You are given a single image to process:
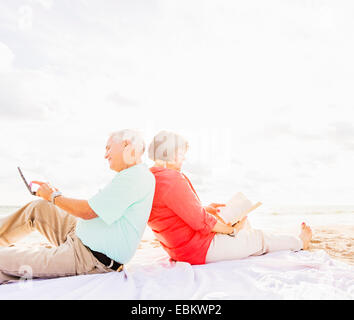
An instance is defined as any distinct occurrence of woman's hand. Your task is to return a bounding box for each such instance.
[211,216,248,236]
[204,203,226,223]
[211,220,234,235]
[204,203,225,215]
[232,216,248,234]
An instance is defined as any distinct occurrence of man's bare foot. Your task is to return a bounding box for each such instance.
[299,222,312,250]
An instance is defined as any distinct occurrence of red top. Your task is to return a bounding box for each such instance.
[148,167,217,265]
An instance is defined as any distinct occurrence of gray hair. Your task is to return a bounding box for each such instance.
[148,130,189,162]
[110,129,146,157]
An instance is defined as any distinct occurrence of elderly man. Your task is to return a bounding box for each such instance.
[0,129,155,284]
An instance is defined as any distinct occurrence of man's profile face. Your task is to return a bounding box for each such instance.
[104,136,127,172]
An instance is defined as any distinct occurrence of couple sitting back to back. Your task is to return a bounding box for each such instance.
[0,129,312,284]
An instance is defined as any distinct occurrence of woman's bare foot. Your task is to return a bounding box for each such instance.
[299,222,312,250]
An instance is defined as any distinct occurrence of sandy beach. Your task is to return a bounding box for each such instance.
[310,225,354,266]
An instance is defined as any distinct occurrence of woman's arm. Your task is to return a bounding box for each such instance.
[163,173,217,235]
[212,216,249,235]
[211,220,234,234]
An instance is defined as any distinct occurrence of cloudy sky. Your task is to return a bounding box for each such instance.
[1,0,354,206]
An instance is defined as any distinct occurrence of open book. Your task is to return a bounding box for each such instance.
[217,192,262,226]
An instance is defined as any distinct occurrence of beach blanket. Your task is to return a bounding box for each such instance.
[0,245,353,300]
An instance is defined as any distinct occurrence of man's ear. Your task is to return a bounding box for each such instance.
[122,140,136,165]
[122,139,130,148]
[124,140,135,156]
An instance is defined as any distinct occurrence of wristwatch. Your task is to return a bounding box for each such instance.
[50,191,62,204]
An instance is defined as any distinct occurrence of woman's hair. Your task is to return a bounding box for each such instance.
[148,130,189,163]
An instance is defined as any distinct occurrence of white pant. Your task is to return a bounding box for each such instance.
[205,224,303,263]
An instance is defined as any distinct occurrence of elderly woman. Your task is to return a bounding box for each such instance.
[147,130,312,265]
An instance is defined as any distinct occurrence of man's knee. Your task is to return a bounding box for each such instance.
[33,199,51,208]
[28,199,53,218]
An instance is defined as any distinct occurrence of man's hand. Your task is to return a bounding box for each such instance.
[32,181,58,202]
[32,181,97,220]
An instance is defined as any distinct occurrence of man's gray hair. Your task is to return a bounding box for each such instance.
[110,129,146,156]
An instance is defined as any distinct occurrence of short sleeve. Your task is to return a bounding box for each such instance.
[88,171,147,226]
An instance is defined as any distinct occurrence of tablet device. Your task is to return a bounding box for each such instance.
[17,166,37,195]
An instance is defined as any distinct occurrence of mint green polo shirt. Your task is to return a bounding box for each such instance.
[75,163,155,264]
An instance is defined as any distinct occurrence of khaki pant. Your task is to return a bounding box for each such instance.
[205,223,303,263]
[0,200,115,285]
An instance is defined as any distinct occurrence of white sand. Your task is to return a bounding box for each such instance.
[310,225,354,266]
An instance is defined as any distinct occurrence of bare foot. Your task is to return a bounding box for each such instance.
[299,222,312,250]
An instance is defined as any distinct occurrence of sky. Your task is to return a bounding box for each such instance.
[1,0,354,206]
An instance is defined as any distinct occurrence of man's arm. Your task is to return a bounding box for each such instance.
[53,196,98,220]
[33,181,98,220]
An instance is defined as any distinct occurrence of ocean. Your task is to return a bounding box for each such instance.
[246,204,354,232]
[1,204,353,229]
[0,206,20,216]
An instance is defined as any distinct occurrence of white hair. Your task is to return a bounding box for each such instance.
[110,129,146,156]
[148,130,189,162]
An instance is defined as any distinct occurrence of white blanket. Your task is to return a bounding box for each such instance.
[0,244,353,300]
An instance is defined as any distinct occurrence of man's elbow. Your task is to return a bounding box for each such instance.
[82,209,98,220]
[78,201,98,220]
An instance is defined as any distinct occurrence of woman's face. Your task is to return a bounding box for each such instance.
[178,149,187,165]
[156,149,186,171]
[171,149,187,171]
